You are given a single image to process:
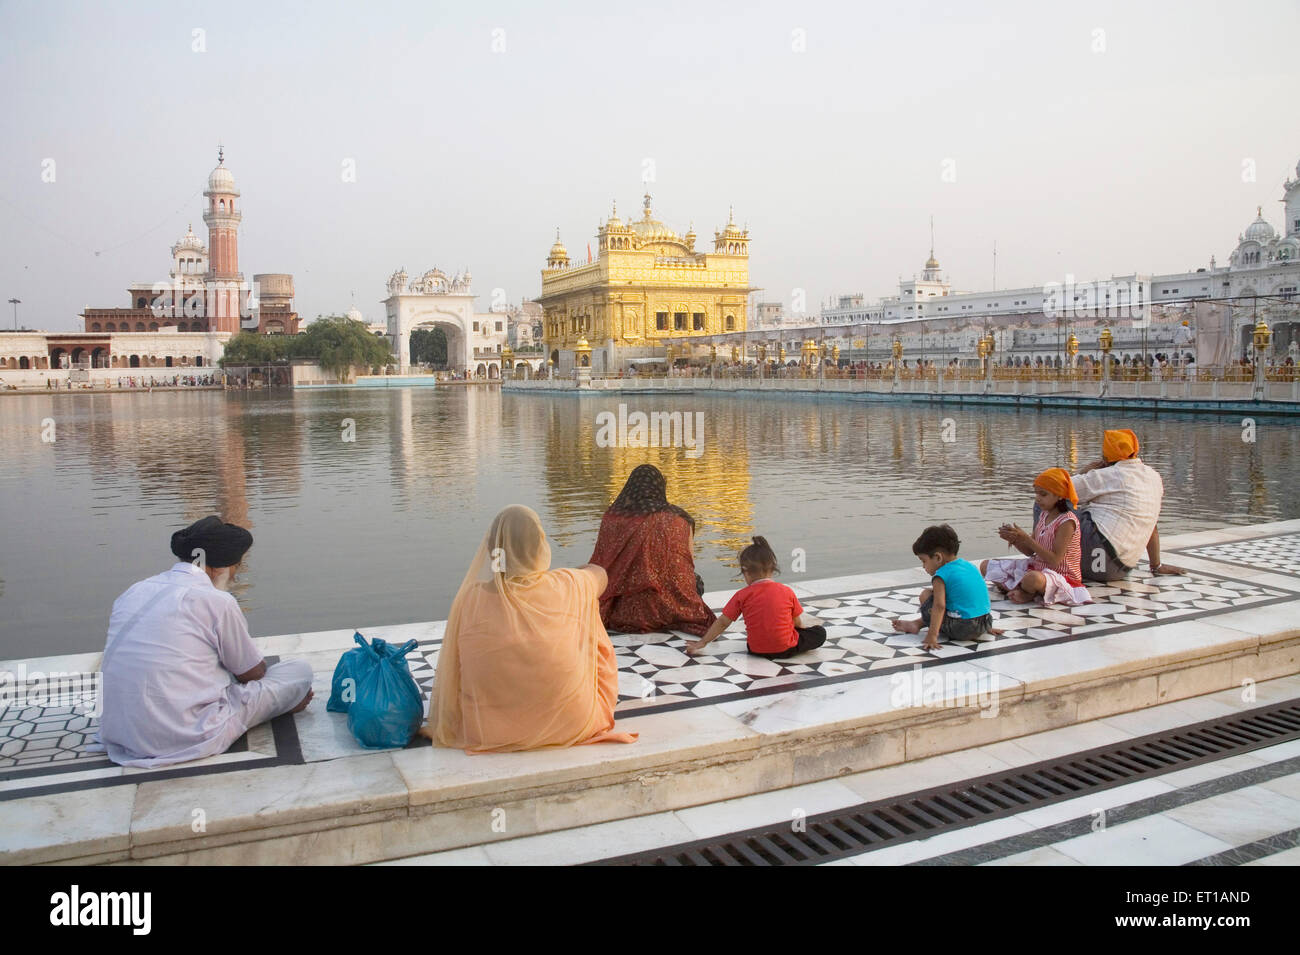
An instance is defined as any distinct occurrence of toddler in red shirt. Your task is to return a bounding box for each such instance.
[685,536,827,658]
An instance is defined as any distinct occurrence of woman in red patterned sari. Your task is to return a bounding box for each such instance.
[589,465,717,636]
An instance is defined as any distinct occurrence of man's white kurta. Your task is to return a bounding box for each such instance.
[99,562,266,767]
[1072,458,1164,568]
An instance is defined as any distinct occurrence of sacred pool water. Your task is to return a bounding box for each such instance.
[1,387,1296,658]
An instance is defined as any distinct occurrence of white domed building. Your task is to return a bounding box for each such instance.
[345,304,390,339]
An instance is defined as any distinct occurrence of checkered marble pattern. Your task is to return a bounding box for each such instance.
[0,676,103,770]
[398,566,1291,718]
[1177,533,1300,581]
[0,555,1291,789]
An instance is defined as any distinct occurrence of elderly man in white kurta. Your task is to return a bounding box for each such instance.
[97,516,314,768]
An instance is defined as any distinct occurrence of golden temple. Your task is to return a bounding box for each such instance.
[539,194,753,374]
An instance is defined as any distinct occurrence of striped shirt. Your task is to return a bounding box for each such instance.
[1031,509,1083,586]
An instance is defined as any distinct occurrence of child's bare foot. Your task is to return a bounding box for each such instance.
[892,618,922,634]
[289,688,314,714]
[1007,587,1034,604]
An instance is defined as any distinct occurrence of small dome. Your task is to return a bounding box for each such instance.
[549,229,568,259]
[172,224,205,255]
[1244,207,1275,243]
[347,305,364,323]
[925,254,940,270]
[720,205,744,238]
[207,162,237,195]
[606,201,623,229]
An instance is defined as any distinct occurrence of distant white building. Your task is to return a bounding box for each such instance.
[750,301,806,330]
[506,301,543,350]
[821,157,1300,359]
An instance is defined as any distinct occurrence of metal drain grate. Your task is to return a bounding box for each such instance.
[590,697,1300,866]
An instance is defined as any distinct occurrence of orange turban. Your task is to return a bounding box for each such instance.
[1102,429,1140,462]
[1035,467,1078,506]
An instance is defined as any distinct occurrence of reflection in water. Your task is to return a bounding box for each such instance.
[1,388,1297,657]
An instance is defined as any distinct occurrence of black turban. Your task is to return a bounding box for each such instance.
[170,515,253,568]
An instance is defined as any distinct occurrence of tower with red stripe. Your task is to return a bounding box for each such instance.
[202,146,244,333]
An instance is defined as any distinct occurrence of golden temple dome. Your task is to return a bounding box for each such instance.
[632,192,681,242]
[549,228,568,258]
[720,205,745,238]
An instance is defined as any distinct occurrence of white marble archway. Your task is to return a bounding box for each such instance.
[385,296,474,373]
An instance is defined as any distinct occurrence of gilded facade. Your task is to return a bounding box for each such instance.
[539,194,752,373]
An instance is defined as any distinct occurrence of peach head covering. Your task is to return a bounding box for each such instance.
[1035,467,1078,506]
[420,504,636,753]
[1103,429,1140,462]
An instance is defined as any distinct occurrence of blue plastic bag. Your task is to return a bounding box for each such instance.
[326,632,387,713]
[346,637,423,749]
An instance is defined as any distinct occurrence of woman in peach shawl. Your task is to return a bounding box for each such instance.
[420,505,637,753]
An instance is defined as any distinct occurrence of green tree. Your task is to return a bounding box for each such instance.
[291,315,393,378]
[409,326,447,367]
[219,332,290,366]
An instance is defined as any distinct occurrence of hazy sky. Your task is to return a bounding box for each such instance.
[1,0,1297,331]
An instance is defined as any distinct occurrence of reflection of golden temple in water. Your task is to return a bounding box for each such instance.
[535,397,755,565]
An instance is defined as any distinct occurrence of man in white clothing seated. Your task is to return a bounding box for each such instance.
[97,516,314,768]
[1057,429,1189,582]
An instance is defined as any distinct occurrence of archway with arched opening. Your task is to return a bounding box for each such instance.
[129,355,140,368]
[385,292,476,374]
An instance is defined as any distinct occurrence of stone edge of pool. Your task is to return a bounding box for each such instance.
[2,519,1298,866]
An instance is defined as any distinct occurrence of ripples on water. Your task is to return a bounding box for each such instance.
[1,388,1295,656]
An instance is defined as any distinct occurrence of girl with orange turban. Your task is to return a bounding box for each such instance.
[981,468,1093,607]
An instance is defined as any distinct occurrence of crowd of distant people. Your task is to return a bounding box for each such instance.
[111,374,217,389]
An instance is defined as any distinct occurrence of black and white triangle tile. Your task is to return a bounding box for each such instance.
[392,564,1292,717]
[1176,532,1300,582]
